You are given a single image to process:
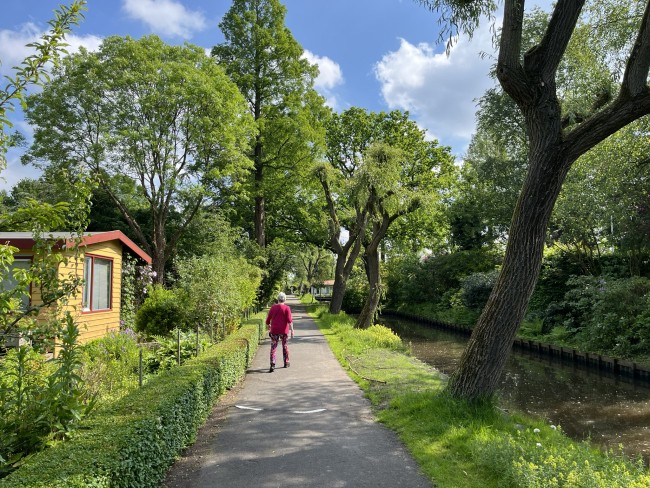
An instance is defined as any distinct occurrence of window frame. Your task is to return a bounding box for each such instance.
[82,253,113,313]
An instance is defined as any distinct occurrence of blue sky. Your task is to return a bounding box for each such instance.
[1,0,507,191]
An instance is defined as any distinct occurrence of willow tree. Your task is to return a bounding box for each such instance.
[416,0,650,399]
[22,35,254,283]
[319,108,453,316]
[353,141,453,329]
[213,0,328,249]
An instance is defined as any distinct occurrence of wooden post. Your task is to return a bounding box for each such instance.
[139,347,143,387]
[177,328,181,366]
[196,323,200,357]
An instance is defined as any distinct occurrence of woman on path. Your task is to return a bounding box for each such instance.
[265,292,294,372]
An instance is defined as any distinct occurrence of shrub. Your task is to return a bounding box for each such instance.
[79,329,143,404]
[461,270,499,311]
[135,285,187,336]
[146,329,212,373]
[0,323,261,487]
[0,315,92,478]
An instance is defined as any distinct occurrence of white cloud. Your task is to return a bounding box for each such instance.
[303,49,344,109]
[374,22,497,156]
[64,33,104,54]
[0,24,102,78]
[122,0,207,39]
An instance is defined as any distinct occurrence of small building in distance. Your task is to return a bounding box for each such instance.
[310,279,335,300]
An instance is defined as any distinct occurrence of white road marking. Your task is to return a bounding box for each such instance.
[235,405,263,411]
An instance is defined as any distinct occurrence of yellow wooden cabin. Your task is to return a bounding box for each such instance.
[0,231,152,344]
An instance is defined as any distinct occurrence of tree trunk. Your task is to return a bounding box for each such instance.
[255,195,265,248]
[329,237,363,314]
[329,258,348,314]
[254,132,266,248]
[447,147,570,400]
[354,245,381,329]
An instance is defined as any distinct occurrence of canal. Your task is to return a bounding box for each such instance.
[382,316,650,461]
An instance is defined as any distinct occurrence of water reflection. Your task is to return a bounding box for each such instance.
[384,317,650,461]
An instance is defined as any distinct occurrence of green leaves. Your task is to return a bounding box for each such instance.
[0,1,86,170]
[23,35,255,282]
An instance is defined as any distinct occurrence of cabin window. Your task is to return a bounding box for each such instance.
[0,258,31,310]
[82,255,112,311]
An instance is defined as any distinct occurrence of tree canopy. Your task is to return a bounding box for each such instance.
[22,35,255,283]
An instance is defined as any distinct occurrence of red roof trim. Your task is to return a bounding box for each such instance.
[77,231,152,264]
[1,231,151,264]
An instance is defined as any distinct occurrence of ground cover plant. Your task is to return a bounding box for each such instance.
[303,297,650,487]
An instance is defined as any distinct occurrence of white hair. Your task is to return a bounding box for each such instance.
[277,292,287,302]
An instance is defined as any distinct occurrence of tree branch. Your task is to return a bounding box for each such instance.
[622,0,650,97]
[496,0,530,104]
[564,90,650,161]
[524,0,585,81]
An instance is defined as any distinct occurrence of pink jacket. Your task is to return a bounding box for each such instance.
[266,303,293,335]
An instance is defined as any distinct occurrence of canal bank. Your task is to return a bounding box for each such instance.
[313,302,650,487]
[383,310,650,381]
[380,314,650,462]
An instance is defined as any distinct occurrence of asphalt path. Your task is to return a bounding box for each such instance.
[162,296,433,487]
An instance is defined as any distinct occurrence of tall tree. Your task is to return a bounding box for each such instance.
[318,108,376,313]
[417,0,650,399]
[354,141,453,328]
[319,108,453,316]
[213,0,328,248]
[22,35,254,283]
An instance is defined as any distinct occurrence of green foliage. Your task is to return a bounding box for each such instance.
[461,270,499,311]
[385,250,499,309]
[341,266,368,313]
[174,252,261,336]
[472,427,650,488]
[120,256,154,331]
[0,315,93,478]
[23,34,255,283]
[565,276,650,358]
[0,1,87,169]
[134,286,187,337]
[311,305,650,488]
[145,329,211,373]
[79,329,142,404]
[213,0,329,248]
[0,324,261,487]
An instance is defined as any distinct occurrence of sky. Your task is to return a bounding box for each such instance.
[0,0,511,191]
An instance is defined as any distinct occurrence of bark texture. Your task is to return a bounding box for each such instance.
[448,0,650,400]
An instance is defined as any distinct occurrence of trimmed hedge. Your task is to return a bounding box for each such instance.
[0,322,262,487]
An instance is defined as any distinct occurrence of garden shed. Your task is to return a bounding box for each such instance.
[0,230,151,344]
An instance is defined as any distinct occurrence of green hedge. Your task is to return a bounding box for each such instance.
[0,322,262,487]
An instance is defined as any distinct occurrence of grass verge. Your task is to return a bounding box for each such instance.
[302,298,650,488]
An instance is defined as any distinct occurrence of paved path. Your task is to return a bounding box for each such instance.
[163,297,433,488]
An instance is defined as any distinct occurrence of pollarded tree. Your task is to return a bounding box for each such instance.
[354,138,454,329]
[22,35,255,283]
[319,108,454,316]
[416,0,650,399]
[213,0,329,248]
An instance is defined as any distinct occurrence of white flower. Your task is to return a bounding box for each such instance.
[533,428,540,433]
[536,442,542,448]
[550,425,557,430]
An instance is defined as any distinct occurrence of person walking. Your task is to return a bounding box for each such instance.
[265,292,294,372]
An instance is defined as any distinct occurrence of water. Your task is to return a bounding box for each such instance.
[384,317,650,461]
